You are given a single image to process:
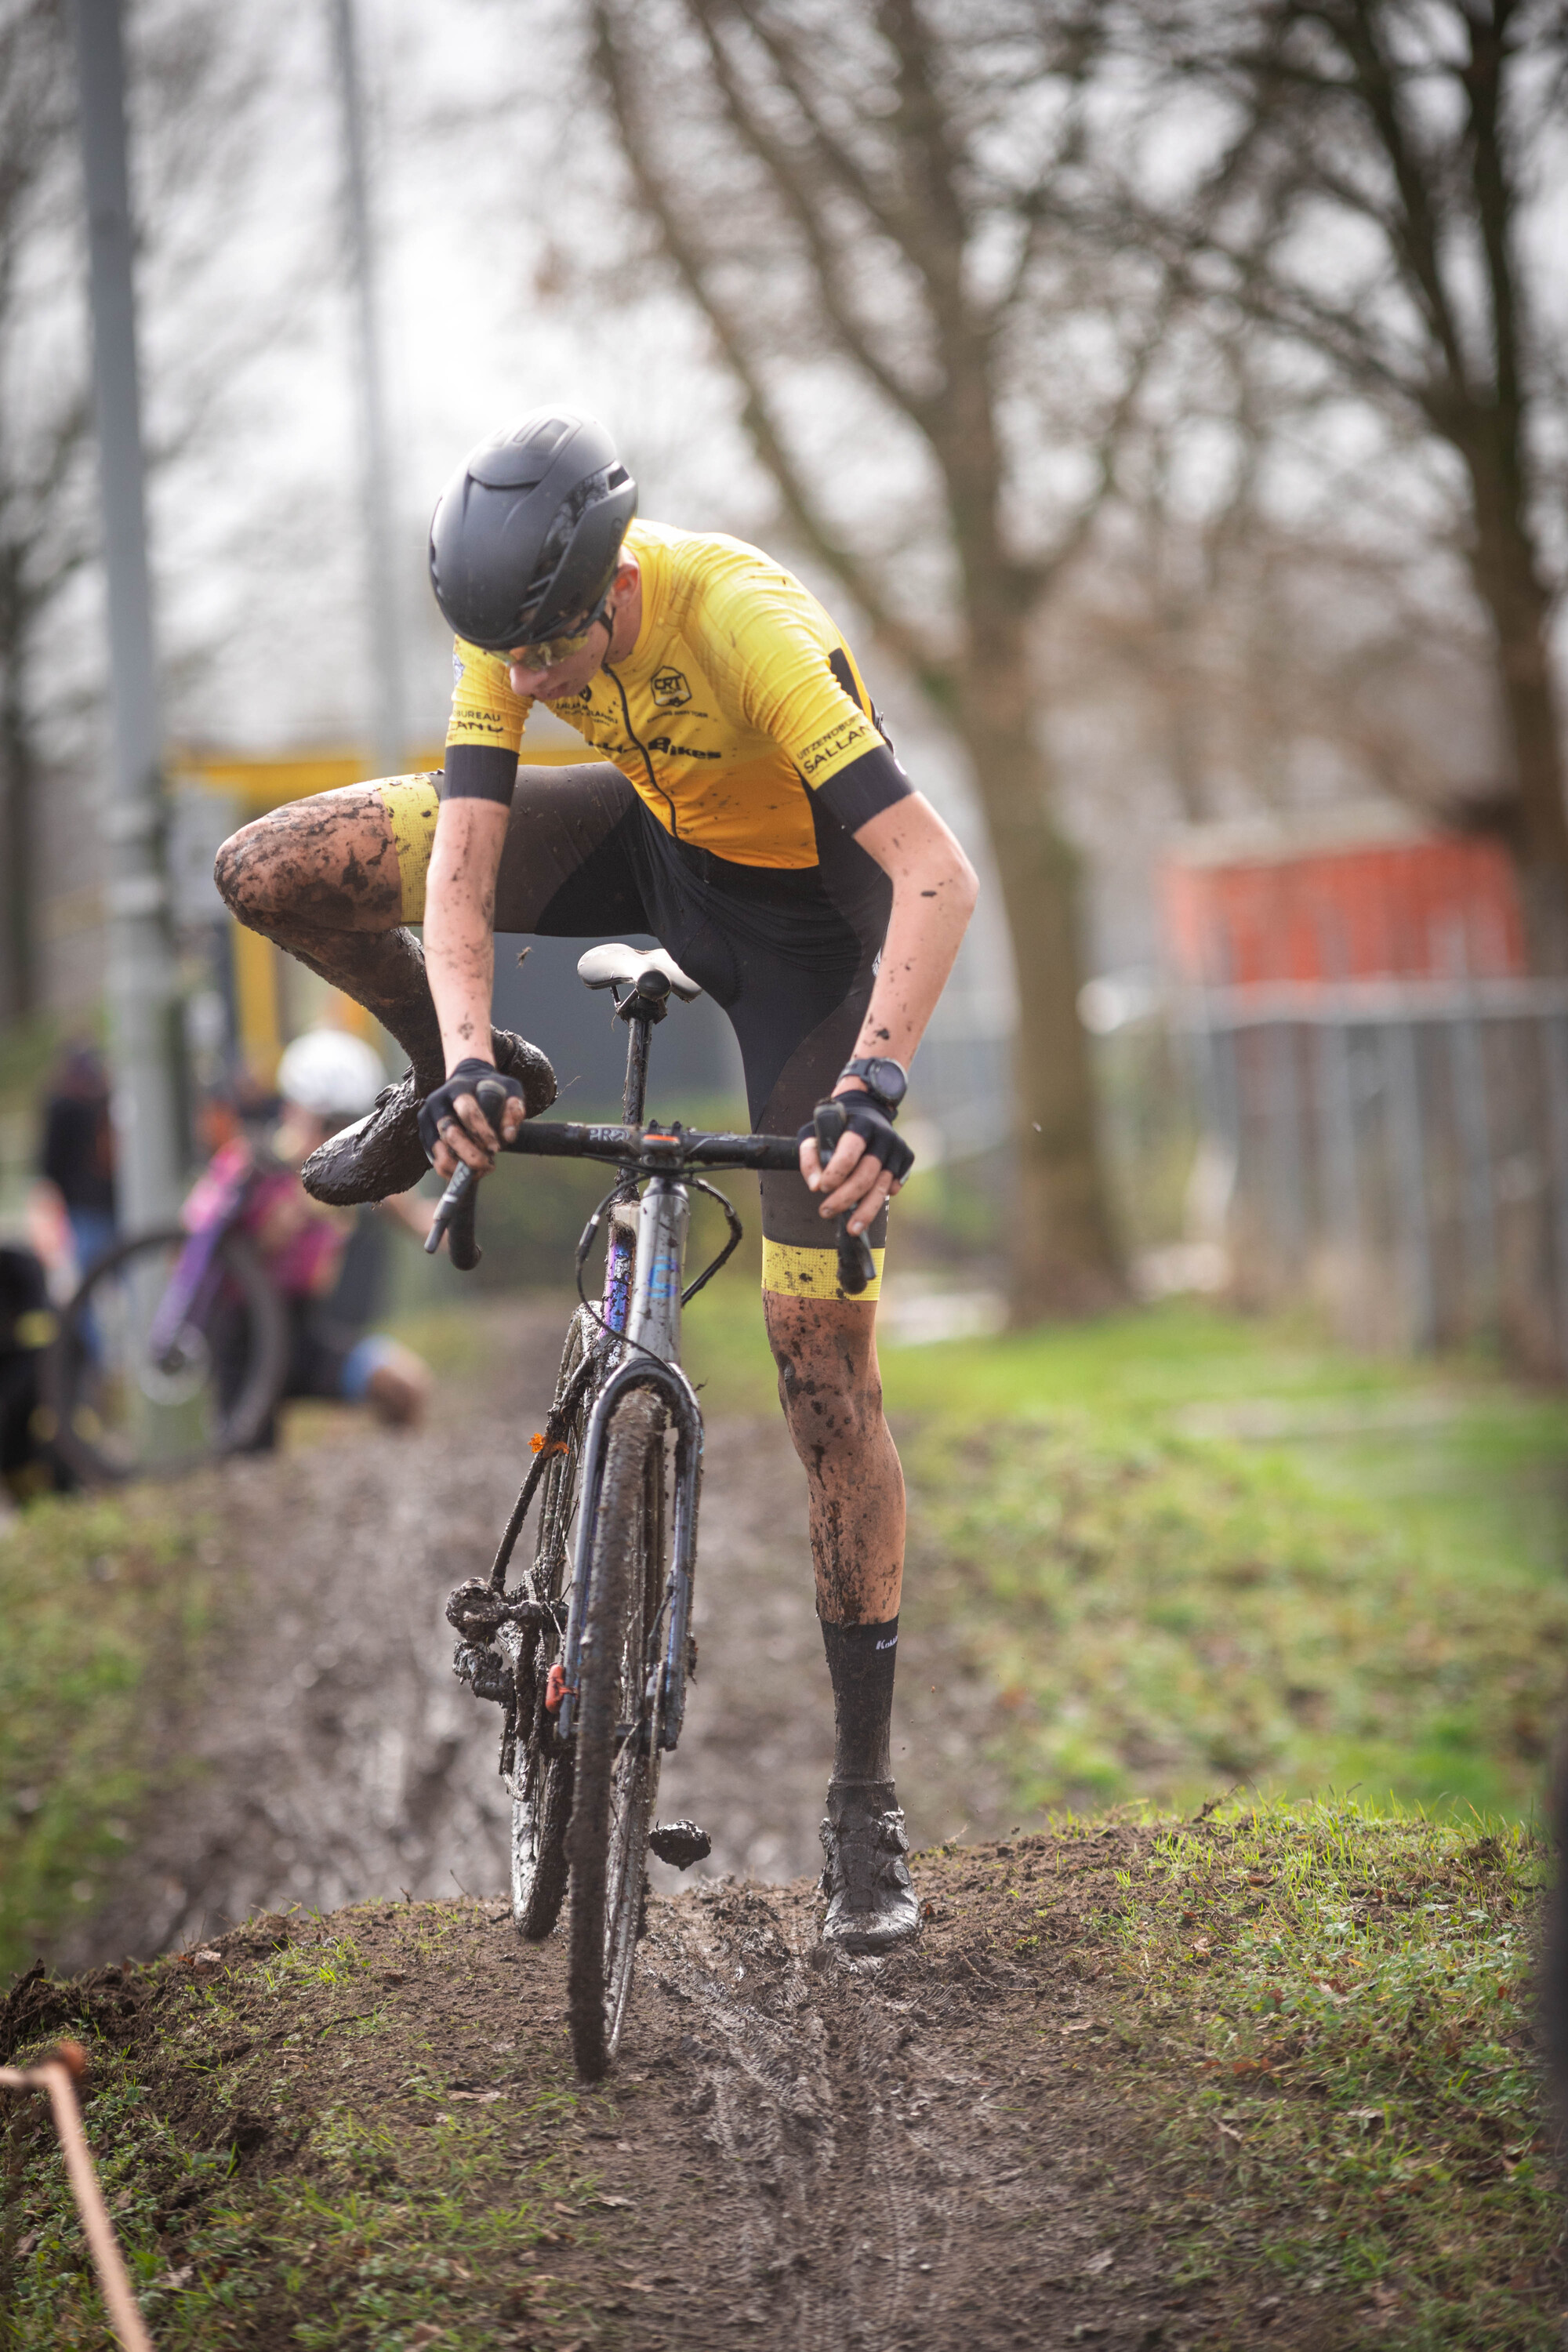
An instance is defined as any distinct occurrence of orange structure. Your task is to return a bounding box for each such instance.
[1162,824,1526,989]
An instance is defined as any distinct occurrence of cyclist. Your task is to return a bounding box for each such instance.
[184,1029,433,1432]
[215,409,977,1951]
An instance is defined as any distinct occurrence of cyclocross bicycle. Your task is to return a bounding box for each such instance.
[432,942,873,2079]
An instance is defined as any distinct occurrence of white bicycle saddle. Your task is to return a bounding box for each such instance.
[576,942,702,1001]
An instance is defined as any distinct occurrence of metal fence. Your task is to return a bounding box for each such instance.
[1181,977,1568,1375]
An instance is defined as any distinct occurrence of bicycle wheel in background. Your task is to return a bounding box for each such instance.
[508,1309,592,1940]
[567,1383,669,2080]
[45,1228,288,1483]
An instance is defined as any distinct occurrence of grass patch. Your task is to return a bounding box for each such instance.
[0,1494,214,1987]
[0,1901,621,2350]
[1093,1796,1555,2347]
[431,1283,1568,1822]
[885,1303,1568,1821]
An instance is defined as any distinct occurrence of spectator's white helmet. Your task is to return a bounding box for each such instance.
[276,1030,385,1123]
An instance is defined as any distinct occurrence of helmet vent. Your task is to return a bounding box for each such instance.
[519,416,572,458]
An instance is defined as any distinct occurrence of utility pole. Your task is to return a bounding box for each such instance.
[74,0,184,1228]
[330,0,407,780]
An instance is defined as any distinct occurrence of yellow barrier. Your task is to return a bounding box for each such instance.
[169,739,583,1081]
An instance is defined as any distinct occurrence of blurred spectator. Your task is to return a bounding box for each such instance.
[0,1244,67,1505]
[37,1044,117,1280]
[184,1029,432,1432]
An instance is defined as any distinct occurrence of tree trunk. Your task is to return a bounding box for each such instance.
[953,655,1123,1319]
[0,597,36,1024]
[1463,471,1568,972]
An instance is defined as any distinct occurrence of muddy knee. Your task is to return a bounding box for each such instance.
[213,814,280,924]
[771,1334,884,1468]
[213,786,403,931]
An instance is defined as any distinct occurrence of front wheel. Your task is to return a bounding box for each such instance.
[45,1228,287,1483]
[510,1312,593,1940]
[567,1385,668,2080]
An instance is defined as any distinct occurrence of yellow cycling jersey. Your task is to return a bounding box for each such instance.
[445,519,893,870]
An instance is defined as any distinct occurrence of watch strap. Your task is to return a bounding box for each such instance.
[837,1057,906,1119]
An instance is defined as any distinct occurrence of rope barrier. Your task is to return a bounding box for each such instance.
[0,2040,155,2352]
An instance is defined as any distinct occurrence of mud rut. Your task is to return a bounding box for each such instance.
[633,1888,1101,2350]
[61,1298,1009,1973]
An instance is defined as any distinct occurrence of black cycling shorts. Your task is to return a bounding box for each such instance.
[379,764,892,1299]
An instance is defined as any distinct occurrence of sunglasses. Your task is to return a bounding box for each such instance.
[508,611,604,668]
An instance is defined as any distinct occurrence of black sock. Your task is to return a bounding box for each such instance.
[820,1616,899,1785]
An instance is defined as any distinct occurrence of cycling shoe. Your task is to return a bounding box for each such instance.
[818,1779,920,1955]
[301,1028,557,1205]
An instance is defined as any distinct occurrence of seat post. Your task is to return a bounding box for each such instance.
[622,1014,654,1125]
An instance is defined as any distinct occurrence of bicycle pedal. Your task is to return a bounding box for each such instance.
[648,1820,712,1871]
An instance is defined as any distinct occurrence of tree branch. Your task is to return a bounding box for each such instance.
[589,0,953,693]
[686,0,941,431]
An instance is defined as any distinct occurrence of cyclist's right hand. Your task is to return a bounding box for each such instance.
[419,1060,528,1178]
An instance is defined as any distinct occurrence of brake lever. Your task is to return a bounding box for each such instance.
[811,1100,877,1298]
[423,1077,511,1269]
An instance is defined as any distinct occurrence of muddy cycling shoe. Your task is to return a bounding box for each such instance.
[818,1779,920,1955]
[300,1029,557,1206]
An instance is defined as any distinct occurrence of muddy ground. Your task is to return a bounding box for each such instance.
[59,1299,1010,1973]
[5,1839,1370,2351]
[11,1307,1557,2349]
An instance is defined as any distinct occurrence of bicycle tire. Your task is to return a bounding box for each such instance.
[508,1310,591,1940]
[567,1383,668,2080]
[45,1227,288,1483]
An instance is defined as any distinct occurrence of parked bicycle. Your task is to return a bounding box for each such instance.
[46,1033,427,1484]
[437,942,873,2079]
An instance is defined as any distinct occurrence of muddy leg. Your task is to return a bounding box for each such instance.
[213,785,445,1080]
[763,1294,905,1626]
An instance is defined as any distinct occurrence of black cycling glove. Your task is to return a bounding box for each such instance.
[417,1058,527,1160]
[798,1094,916,1183]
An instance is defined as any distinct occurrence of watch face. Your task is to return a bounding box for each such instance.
[865,1058,907,1104]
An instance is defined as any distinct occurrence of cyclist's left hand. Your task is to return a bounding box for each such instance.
[799,1090,913,1237]
[419,1060,528,1179]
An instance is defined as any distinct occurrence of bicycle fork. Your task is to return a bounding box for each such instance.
[557,1175,703,1755]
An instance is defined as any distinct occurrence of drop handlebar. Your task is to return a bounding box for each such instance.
[425,1092,879,1295]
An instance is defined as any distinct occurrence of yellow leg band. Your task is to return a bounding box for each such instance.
[761,1239,884,1303]
[377,775,441,924]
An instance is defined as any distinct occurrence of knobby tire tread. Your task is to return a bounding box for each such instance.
[567,1385,664,2080]
[512,1312,590,1942]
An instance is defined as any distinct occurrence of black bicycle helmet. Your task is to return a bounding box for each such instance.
[428,408,637,652]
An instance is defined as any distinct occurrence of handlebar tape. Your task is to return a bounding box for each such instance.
[446,1178,481,1272]
[422,1078,511,1269]
[812,1102,877,1298]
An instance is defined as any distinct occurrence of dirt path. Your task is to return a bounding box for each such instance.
[7,1844,1253,2350]
[64,1305,1011,1971]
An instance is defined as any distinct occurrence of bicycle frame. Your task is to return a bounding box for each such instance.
[146,1156,256,1361]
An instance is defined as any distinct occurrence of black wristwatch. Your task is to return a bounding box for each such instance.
[837,1055,909,1120]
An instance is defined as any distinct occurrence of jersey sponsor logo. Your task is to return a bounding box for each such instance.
[648,735,720,760]
[651,666,691,709]
[800,713,873,779]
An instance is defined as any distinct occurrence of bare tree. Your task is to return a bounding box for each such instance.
[580,0,1151,1312]
[0,0,88,1023]
[1059,339,1502,832]
[1091,0,1568,967]
[0,0,314,1029]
